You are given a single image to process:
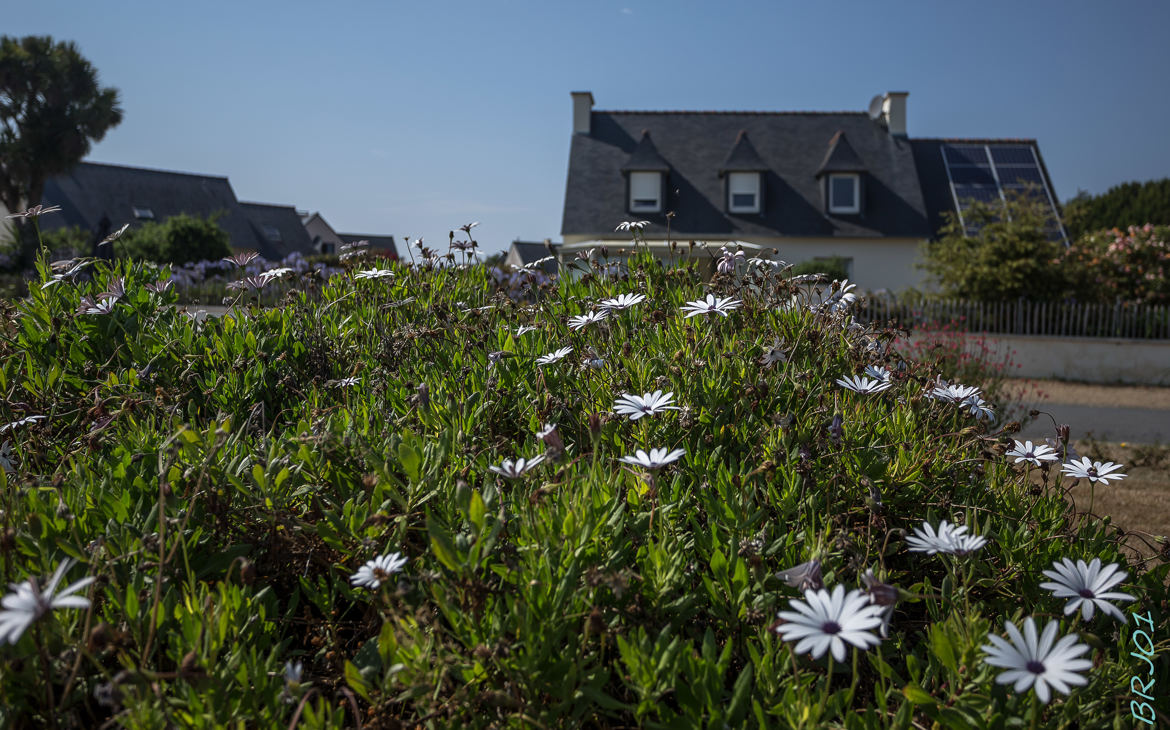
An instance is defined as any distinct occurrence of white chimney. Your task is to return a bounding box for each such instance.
[882,92,908,137]
[571,91,594,135]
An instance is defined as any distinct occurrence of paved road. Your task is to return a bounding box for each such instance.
[1019,402,1168,444]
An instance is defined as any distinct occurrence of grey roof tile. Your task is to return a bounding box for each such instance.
[719,131,769,173]
[40,161,266,255]
[563,111,932,239]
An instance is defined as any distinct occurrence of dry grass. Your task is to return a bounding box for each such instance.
[1004,378,1170,409]
[1055,440,1170,562]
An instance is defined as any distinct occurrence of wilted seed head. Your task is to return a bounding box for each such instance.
[587,412,602,437]
[828,412,844,445]
[776,558,823,591]
[240,559,256,586]
[862,570,899,606]
[417,382,430,409]
[1056,424,1070,443]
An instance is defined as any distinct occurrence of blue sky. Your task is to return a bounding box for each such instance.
[9,0,1170,254]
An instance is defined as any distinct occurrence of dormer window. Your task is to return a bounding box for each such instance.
[262,224,282,242]
[728,172,761,213]
[629,171,662,213]
[828,174,860,214]
[132,206,154,220]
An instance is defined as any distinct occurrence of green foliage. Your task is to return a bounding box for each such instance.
[789,255,851,281]
[115,213,233,265]
[0,251,1162,727]
[1063,178,1170,239]
[1061,223,1170,305]
[921,191,1068,301]
[0,35,123,265]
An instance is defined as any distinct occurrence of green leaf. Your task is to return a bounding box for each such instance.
[398,442,421,483]
[930,623,958,675]
[468,490,486,532]
[427,517,460,571]
[902,684,936,706]
[344,660,371,702]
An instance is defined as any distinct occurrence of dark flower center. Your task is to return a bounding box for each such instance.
[821,621,842,635]
[1026,660,1046,675]
[1087,467,1098,477]
[1078,588,1096,598]
[373,568,390,582]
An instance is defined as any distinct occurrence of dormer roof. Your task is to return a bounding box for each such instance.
[719,131,769,174]
[619,130,671,172]
[816,131,867,177]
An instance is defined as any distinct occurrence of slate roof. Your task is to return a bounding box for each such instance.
[909,138,1064,237]
[719,131,769,173]
[40,162,263,253]
[339,233,398,260]
[508,240,560,274]
[239,202,315,259]
[562,111,932,240]
[816,132,867,176]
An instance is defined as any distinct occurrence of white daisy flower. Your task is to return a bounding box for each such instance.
[861,569,899,639]
[958,394,995,421]
[927,381,981,403]
[863,365,891,383]
[599,293,646,310]
[1060,457,1127,485]
[568,310,608,331]
[680,294,742,318]
[1007,440,1059,466]
[619,447,685,470]
[488,455,546,479]
[759,339,788,368]
[981,617,1092,704]
[774,585,885,662]
[354,268,395,280]
[536,347,573,365]
[0,559,95,645]
[284,660,304,686]
[78,296,118,315]
[776,559,823,591]
[615,220,650,232]
[906,520,988,556]
[329,377,360,388]
[514,325,538,337]
[349,553,408,590]
[1039,558,1135,622]
[0,416,46,434]
[613,391,680,421]
[835,375,892,395]
[0,441,12,473]
[260,267,294,284]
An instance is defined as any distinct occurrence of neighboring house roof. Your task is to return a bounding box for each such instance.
[40,161,265,254]
[339,233,398,259]
[507,240,560,274]
[562,110,932,240]
[239,202,315,258]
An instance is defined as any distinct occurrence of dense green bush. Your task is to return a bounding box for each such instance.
[1061,224,1170,305]
[920,192,1067,301]
[114,213,232,265]
[789,255,851,282]
[1063,178,1170,240]
[0,247,1163,728]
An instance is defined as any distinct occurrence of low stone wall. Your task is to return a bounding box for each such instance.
[897,333,1170,386]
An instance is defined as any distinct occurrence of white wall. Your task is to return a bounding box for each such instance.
[897,332,1170,385]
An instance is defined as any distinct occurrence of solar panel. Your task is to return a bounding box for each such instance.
[996,167,1045,186]
[952,184,1001,207]
[989,146,1036,165]
[943,145,990,165]
[948,165,997,185]
[940,143,1067,244]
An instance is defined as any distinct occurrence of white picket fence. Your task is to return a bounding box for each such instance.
[859,297,1170,340]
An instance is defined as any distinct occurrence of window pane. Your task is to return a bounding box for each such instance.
[732,193,756,207]
[629,172,660,210]
[830,176,856,209]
